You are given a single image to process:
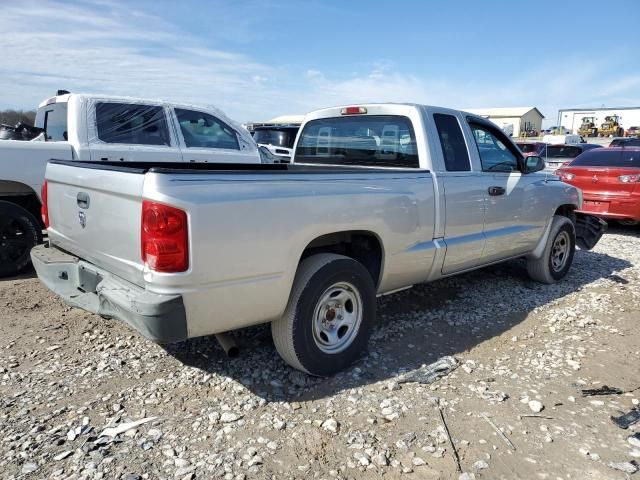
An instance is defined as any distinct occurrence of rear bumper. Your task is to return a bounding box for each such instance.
[578,194,640,221]
[30,244,187,343]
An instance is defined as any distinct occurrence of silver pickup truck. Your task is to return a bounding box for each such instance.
[31,103,606,376]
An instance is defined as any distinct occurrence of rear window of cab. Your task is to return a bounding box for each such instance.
[517,143,540,153]
[545,145,583,158]
[571,149,640,168]
[295,115,419,168]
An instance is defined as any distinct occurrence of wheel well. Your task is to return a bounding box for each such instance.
[301,231,383,287]
[554,204,576,223]
[0,193,43,228]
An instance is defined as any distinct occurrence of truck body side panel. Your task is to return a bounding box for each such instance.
[140,171,437,336]
[0,141,73,200]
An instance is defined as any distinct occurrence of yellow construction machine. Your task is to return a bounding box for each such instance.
[599,115,624,137]
[577,116,598,137]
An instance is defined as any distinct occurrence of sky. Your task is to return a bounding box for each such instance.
[1,0,640,126]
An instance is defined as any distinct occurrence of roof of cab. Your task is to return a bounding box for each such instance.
[36,93,254,145]
[36,93,228,114]
[302,103,489,123]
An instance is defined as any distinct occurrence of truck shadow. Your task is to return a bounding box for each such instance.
[607,223,640,238]
[0,267,37,282]
[164,247,633,402]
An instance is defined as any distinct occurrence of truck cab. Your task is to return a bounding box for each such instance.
[33,93,259,164]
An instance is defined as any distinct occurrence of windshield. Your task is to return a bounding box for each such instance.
[545,145,582,159]
[610,138,640,147]
[571,149,640,168]
[517,143,540,153]
[253,129,297,148]
[295,115,419,168]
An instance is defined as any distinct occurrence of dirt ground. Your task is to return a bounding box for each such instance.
[0,226,639,480]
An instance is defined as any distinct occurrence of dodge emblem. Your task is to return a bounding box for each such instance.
[591,175,598,183]
[78,211,86,228]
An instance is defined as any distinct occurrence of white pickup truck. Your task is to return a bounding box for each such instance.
[0,92,260,277]
[31,103,606,376]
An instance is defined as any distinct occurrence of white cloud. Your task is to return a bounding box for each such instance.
[1,1,639,126]
[0,0,279,120]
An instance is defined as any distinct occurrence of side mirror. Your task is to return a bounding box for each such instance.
[525,155,545,173]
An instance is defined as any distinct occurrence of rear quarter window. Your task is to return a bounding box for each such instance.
[433,113,470,171]
[96,102,171,146]
[295,115,419,168]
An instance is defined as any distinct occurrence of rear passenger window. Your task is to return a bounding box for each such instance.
[295,115,419,168]
[96,103,171,146]
[433,114,470,171]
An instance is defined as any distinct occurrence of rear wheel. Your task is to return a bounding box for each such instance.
[526,216,575,284]
[0,201,42,278]
[271,253,376,376]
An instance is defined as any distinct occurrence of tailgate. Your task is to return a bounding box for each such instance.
[45,162,146,286]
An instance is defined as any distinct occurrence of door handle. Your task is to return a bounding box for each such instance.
[77,192,90,209]
[488,186,505,196]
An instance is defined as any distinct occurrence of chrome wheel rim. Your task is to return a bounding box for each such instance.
[312,282,363,354]
[551,231,570,272]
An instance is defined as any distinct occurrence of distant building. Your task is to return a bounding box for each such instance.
[465,107,545,137]
[557,107,640,135]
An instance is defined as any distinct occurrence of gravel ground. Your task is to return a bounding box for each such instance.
[1,226,639,480]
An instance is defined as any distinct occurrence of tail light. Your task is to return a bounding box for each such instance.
[619,174,640,183]
[556,170,575,181]
[41,181,49,228]
[141,200,189,273]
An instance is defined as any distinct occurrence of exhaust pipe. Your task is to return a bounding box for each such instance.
[215,332,239,358]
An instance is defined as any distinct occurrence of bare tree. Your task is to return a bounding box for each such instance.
[0,110,37,126]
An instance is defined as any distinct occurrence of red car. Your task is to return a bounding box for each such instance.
[556,147,640,225]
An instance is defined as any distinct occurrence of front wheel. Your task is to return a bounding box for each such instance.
[0,201,43,278]
[526,216,576,284]
[271,253,376,376]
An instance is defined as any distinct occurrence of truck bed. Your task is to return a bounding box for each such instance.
[43,159,437,336]
[49,159,430,175]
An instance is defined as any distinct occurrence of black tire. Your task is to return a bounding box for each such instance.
[0,201,42,278]
[526,216,575,284]
[271,253,376,376]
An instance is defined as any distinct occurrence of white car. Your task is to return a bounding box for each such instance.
[542,134,583,145]
[0,92,260,277]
